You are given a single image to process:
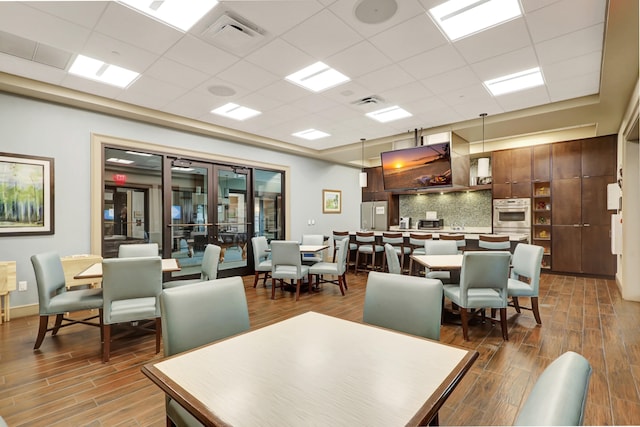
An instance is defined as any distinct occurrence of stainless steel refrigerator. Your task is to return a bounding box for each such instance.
[360,201,388,231]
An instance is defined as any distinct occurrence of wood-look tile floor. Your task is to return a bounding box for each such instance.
[0,271,639,426]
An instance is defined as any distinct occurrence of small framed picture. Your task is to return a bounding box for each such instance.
[322,189,341,214]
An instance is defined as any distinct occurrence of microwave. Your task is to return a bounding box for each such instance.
[418,219,444,230]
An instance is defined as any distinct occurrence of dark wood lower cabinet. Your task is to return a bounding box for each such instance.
[552,224,616,276]
[552,226,582,273]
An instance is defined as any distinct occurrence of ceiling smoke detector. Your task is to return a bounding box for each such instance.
[202,14,264,53]
[352,95,385,106]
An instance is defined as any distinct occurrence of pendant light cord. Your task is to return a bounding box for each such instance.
[480,113,487,153]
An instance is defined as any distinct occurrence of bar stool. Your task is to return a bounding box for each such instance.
[381,232,411,273]
[354,231,384,274]
[478,234,510,251]
[439,233,466,253]
[408,233,432,275]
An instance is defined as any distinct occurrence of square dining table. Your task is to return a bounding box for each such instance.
[142,311,478,426]
[73,258,181,280]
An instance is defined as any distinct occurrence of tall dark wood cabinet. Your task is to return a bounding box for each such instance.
[492,148,532,198]
[551,135,616,276]
[361,166,399,228]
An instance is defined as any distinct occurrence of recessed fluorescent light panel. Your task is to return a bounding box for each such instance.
[285,62,350,93]
[292,129,330,140]
[106,157,134,164]
[429,0,522,41]
[118,0,218,32]
[211,103,261,121]
[125,151,153,157]
[484,67,544,96]
[171,167,194,171]
[366,106,412,123]
[69,55,139,88]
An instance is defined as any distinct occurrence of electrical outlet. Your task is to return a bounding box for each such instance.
[18,281,27,291]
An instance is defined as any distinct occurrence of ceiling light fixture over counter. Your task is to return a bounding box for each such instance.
[429,0,523,41]
[366,106,412,123]
[117,0,219,32]
[484,67,545,96]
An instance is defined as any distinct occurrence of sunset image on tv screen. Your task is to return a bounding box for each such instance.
[380,142,452,190]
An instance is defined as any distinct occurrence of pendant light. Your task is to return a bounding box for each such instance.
[477,113,490,179]
[359,138,368,187]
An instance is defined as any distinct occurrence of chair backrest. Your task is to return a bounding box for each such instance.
[478,234,510,250]
[102,257,162,323]
[334,237,349,275]
[271,240,303,276]
[355,231,375,243]
[515,351,592,426]
[384,243,402,274]
[31,252,67,314]
[118,243,159,258]
[382,232,403,245]
[251,236,270,265]
[363,271,443,340]
[161,277,250,356]
[301,234,325,261]
[425,239,458,255]
[332,231,350,242]
[439,234,466,249]
[458,251,511,307]
[200,244,221,281]
[409,233,432,249]
[510,243,544,293]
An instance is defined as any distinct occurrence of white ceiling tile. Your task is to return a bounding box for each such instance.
[164,35,240,76]
[82,32,158,73]
[60,73,124,99]
[0,52,67,86]
[470,46,539,81]
[215,60,279,91]
[164,90,221,119]
[378,81,433,105]
[421,67,481,96]
[357,64,415,94]
[493,86,551,111]
[536,24,604,66]
[254,80,309,105]
[244,38,313,77]
[399,44,466,80]
[281,9,362,59]
[368,13,448,62]
[25,1,109,29]
[94,2,183,55]
[118,75,186,110]
[453,18,531,65]
[543,51,602,84]
[237,91,284,112]
[326,40,392,79]
[547,71,601,103]
[525,0,607,43]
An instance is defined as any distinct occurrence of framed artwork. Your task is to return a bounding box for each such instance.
[322,189,341,214]
[0,152,54,236]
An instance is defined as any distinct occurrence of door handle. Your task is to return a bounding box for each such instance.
[583,223,590,227]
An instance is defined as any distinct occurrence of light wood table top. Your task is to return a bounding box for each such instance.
[410,254,464,270]
[74,258,181,279]
[266,244,329,253]
[142,311,478,427]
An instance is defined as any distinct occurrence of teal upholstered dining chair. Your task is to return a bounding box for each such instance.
[301,234,325,265]
[508,243,545,324]
[407,233,432,275]
[384,243,402,274]
[443,251,511,341]
[101,256,163,362]
[251,236,272,288]
[118,243,159,258]
[424,239,459,283]
[161,277,250,427]
[270,240,310,301]
[363,271,443,341]
[31,252,104,350]
[308,237,349,295]
[163,244,221,289]
[381,232,411,273]
[515,351,592,426]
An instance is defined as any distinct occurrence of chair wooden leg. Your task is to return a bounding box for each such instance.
[500,307,508,340]
[271,279,279,299]
[512,296,521,313]
[253,271,260,288]
[262,272,270,287]
[34,315,49,349]
[531,297,542,324]
[52,313,64,335]
[341,273,348,290]
[102,324,111,363]
[295,279,302,301]
[155,317,162,354]
[337,276,345,296]
[355,251,361,274]
[460,308,470,341]
[429,412,439,426]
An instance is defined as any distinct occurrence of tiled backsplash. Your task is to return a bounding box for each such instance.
[399,190,492,227]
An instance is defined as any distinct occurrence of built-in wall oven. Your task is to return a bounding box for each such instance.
[493,198,531,242]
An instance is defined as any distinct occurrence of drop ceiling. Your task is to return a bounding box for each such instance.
[0,0,636,168]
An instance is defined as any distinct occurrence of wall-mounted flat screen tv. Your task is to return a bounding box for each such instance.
[171,205,182,220]
[104,208,114,221]
[380,142,452,191]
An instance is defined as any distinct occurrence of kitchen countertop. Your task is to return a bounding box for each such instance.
[357,227,528,242]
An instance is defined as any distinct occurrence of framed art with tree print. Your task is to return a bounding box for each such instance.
[322,189,341,214]
[0,152,54,236]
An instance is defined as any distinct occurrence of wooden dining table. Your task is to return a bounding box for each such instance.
[142,311,478,427]
[73,258,181,280]
[410,254,463,271]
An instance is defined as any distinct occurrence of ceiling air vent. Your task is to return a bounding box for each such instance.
[352,95,385,106]
[201,14,264,53]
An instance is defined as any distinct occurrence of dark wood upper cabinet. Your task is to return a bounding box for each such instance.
[581,135,617,177]
[491,147,531,198]
[552,140,582,179]
[491,150,511,184]
[511,147,532,183]
[532,144,551,182]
